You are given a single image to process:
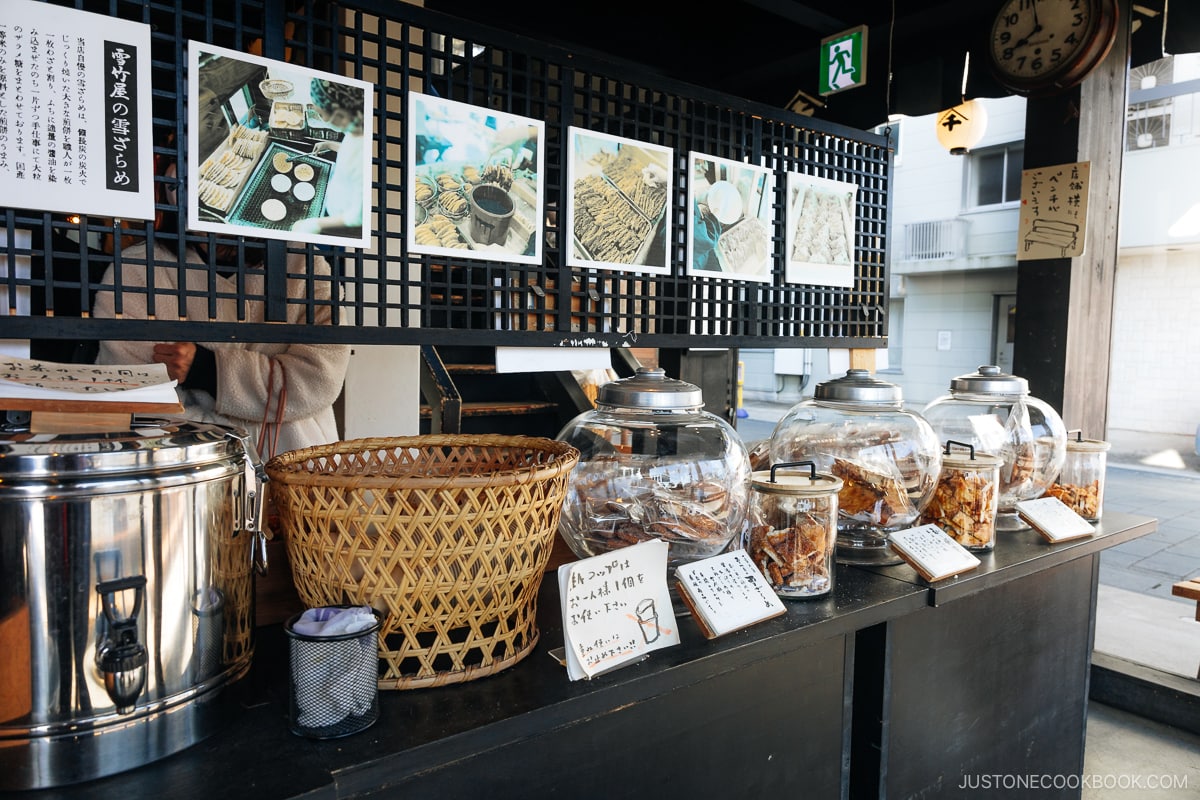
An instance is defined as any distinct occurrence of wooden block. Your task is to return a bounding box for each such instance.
[848,349,877,372]
[30,410,133,433]
[1171,578,1200,601]
[1171,578,1200,621]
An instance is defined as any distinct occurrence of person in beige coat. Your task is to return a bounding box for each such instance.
[92,239,350,460]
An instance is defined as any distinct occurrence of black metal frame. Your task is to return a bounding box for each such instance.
[1,0,891,350]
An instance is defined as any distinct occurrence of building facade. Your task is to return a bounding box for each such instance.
[744,54,1200,440]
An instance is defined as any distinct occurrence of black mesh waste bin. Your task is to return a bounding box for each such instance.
[284,605,382,739]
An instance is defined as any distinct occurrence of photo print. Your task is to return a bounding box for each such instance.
[186,43,374,248]
[407,92,545,265]
[565,127,672,274]
[784,172,857,287]
[686,152,774,283]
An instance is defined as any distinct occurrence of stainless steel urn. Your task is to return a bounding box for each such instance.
[0,419,267,789]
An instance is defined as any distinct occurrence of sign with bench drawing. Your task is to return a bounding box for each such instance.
[1017,161,1090,260]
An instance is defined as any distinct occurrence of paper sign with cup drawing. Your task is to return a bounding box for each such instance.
[407,92,545,265]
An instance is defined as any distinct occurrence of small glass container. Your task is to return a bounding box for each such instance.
[921,440,1002,552]
[746,461,842,599]
[769,369,943,566]
[555,367,752,574]
[1046,431,1110,522]
[922,366,1067,532]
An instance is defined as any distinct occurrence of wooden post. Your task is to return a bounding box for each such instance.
[1014,4,1129,438]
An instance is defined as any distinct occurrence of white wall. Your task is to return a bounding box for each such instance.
[1119,143,1200,249]
[895,270,1016,407]
[890,95,1028,229]
[1108,250,1200,436]
[342,345,421,438]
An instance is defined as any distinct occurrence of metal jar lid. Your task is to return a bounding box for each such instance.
[751,462,843,496]
[596,367,704,411]
[813,369,902,406]
[0,419,252,481]
[948,365,1028,396]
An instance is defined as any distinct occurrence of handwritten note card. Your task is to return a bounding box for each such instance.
[558,540,679,681]
[674,549,786,638]
[1017,496,1096,543]
[889,524,982,582]
[1018,161,1090,261]
[0,357,175,399]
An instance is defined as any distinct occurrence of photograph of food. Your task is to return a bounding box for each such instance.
[187,43,373,248]
[565,128,672,274]
[406,92,544,266]
[686,152,774,283]
[785,171,857,287]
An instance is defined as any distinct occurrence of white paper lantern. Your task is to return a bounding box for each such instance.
[935,99,988,155]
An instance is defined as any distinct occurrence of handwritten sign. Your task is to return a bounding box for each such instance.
[0,356,172,396]
[1018,161,1090,260]
[1017,496,1096,543]
[889,524,982,582]
[557,540,679,681]
[675,549,786,639]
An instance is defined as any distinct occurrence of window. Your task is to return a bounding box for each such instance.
[967,143,1024,208]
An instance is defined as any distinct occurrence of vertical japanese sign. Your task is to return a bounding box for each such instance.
[1018,161,1090,260]
[819,25,868,96]
[0,0,153,220]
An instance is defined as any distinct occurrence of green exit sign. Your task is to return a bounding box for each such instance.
[819,25,868,96]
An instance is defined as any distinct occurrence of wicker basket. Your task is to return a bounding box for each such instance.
[265,435,579,690]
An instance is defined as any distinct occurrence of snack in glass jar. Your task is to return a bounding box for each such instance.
[747,513,833,593]
[1045,480,1100,520]
[830,456,915,526]
[1045,434,1109,522]
[922,468,997,549]
[746,462,842,598]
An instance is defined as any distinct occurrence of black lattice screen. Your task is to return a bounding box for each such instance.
[0,0,890,351]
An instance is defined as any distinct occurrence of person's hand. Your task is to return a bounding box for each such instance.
[310,141,335,157]
[153,342,197,383]
[489,124,533,165]
[642,163,669,189]
[292,217,322,235]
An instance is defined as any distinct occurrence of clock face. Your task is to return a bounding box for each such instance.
[989,0,1109,91]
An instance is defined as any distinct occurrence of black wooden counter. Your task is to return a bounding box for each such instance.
[855,511,1158,799]
[16,513,1155,800]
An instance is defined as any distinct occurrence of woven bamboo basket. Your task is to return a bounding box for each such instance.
[264,435,579,690]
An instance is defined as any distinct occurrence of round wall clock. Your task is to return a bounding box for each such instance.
[988,0,1119,96]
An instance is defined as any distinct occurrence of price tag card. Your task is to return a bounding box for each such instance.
[674,549,785,639]
[1017,496,1096,542]
[557,540,680,681]
[888,524,982,582]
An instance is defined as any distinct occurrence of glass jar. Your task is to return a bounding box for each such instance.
[922,365,1067,532]
[921,441,1002,552]
[555,367,752,573]
[1046,432,1110,522]
[746,461,842,598]
[768,370,943,566]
